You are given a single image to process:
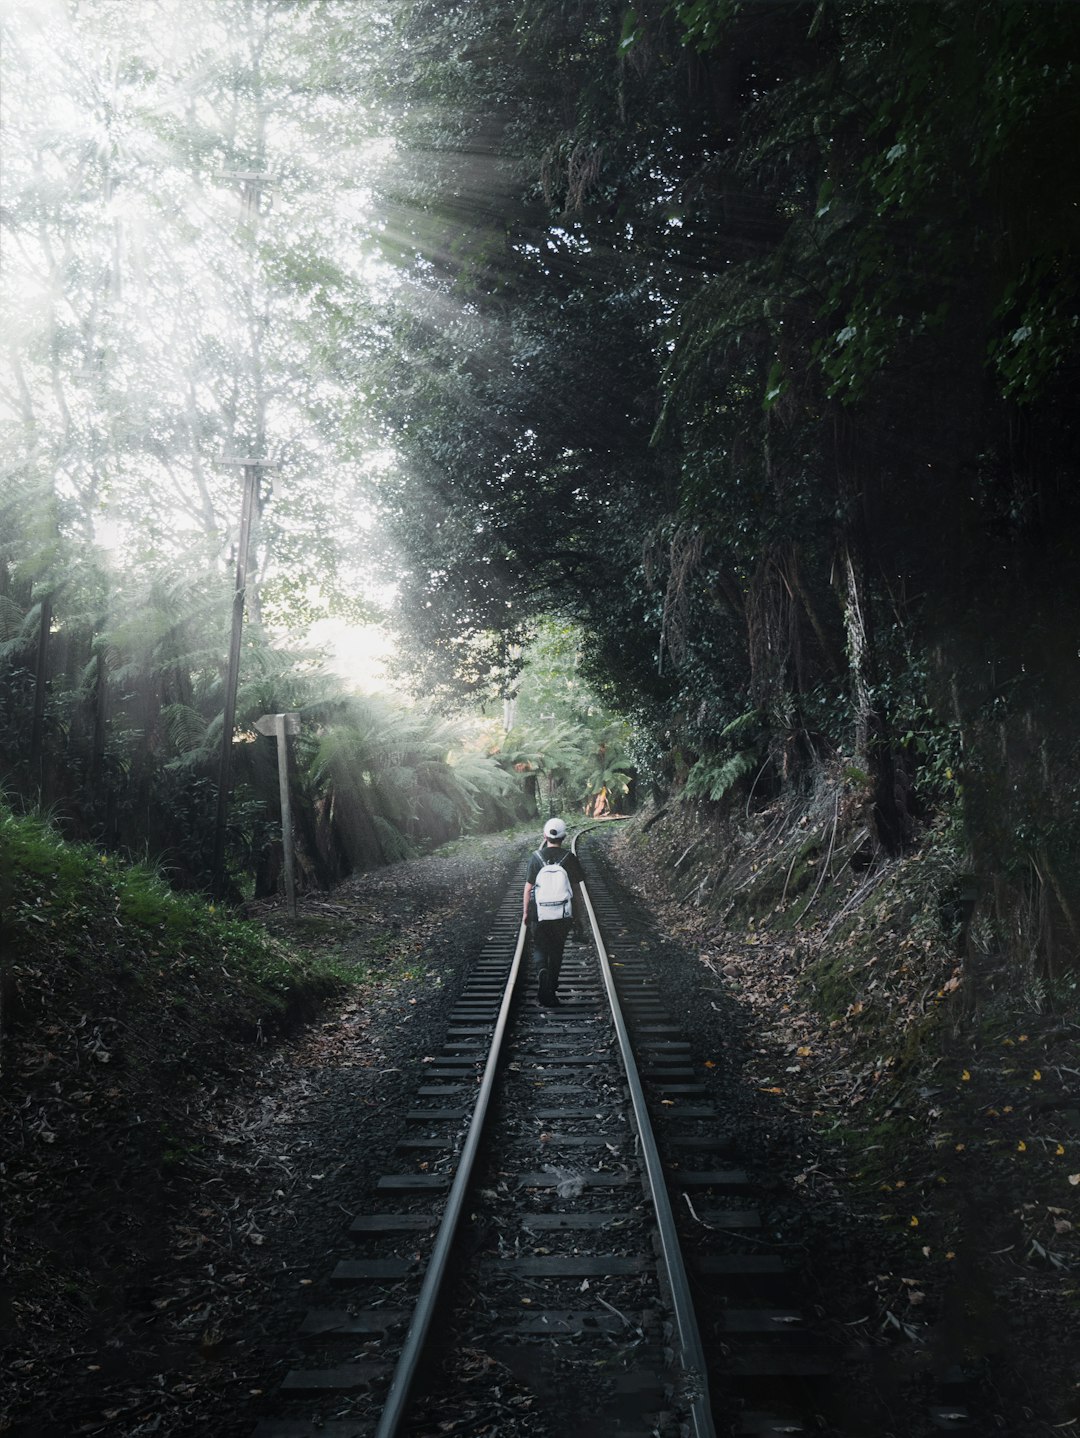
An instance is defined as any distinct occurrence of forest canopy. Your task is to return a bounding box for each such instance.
[3,0,1080,972]
[372,0,1080,975]
[0,0,609,893]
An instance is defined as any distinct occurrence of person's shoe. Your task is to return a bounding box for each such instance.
[537,973,555,1006]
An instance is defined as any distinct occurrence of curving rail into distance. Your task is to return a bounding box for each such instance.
[252,826,864,1438]
[370,827,715,1438]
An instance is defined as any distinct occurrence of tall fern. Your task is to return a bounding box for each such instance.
[683,750,757,803]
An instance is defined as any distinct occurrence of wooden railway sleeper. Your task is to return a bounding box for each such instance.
[257,834,912,1438]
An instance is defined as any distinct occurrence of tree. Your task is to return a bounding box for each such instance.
[489,621,634,816]
[0,0,412,896]
[371,0,1080,969]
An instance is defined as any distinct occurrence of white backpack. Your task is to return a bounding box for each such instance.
[533,850,573,921]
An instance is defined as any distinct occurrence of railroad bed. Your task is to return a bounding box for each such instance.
[250,831,973,1438]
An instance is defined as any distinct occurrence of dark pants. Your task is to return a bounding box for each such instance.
[531,917,571,995]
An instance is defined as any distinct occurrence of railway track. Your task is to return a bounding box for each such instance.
[250,830,971,1438]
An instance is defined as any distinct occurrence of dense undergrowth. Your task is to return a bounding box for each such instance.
[0,804,342,1039]
[616,784,1080,1429]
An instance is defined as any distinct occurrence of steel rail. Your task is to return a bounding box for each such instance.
[374,824,714,1438]
[371,911,528,1438]
[573,832,718,1438]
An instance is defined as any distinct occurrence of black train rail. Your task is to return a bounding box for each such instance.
[250,829,973,1438]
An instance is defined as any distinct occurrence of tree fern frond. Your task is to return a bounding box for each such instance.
[683,749,757,802]
[161,702,209,755]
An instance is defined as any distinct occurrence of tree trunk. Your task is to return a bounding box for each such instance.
[839,541,911,854]
[90,641,108,789]
[841,544,873,765]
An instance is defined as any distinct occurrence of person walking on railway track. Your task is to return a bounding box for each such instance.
[523,817,585,1007]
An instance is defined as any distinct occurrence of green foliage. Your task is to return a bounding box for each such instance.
[3,0,1080,980]
[309,694,525,869]
[1,808,87,896]
[0,804,312,999]
[1,0,383,604]
[0,533,520,899]
[683,749,757,804]
[371,0,1080,972]
[669,0,735,53]
[490,621,635,816]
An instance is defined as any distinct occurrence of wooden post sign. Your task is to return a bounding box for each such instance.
[254,712,300,917]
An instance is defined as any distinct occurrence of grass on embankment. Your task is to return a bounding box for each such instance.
[0,805,346,1242]
[0,805,355,1423]
[0,804,344,1043]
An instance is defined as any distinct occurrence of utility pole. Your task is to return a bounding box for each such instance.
[210,157,273,901]
[212,459,271,900]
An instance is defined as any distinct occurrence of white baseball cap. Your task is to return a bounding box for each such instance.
[543,817,567,841]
